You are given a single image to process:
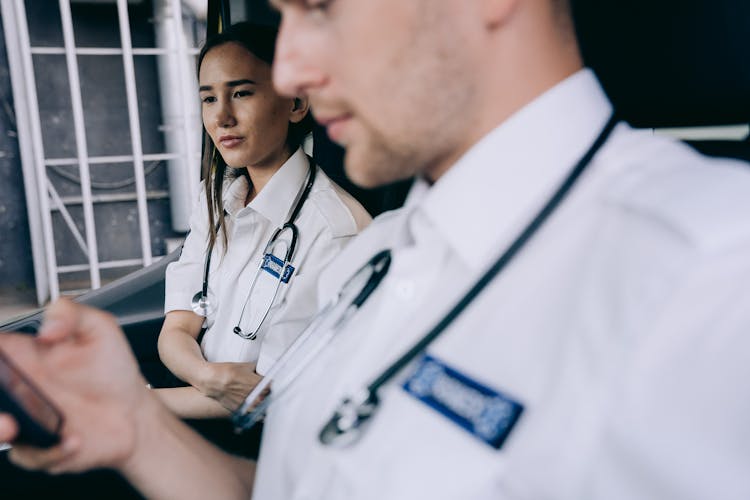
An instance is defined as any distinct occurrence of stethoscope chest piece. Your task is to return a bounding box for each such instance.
[191,289,217,318]
[318,390,379,447]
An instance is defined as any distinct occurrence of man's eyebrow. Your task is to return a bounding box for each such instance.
[199,79,257,92]
[268,0,296,10]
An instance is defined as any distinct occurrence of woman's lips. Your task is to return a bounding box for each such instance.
[219,136,244,148]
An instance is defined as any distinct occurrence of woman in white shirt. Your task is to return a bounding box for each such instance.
[155,22,370,419]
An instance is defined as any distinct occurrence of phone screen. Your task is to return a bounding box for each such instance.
[0,347,63,447]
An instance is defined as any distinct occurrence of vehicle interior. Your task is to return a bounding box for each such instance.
[0,0,747,497]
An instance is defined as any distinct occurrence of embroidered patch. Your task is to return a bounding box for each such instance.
[261,254,295,283]
[403,354,524,450]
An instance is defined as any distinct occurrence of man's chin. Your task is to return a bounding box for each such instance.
[345,169,383,189]
[341,141,416,189]
[343,152,390,188]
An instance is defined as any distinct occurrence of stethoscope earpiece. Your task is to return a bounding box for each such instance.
[233,325,257,340]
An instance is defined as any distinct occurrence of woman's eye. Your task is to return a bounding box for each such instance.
[201,95,216,104]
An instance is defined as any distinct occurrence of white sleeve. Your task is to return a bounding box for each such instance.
[587,244,750,500]
[164,183,212,314]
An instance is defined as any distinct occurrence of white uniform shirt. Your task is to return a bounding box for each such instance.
[164,148,371,374]
[253,70,750,499]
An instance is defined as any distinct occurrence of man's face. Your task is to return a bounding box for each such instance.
[272,0,478,187]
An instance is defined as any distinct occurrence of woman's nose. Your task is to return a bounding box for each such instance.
[215,101,236,128]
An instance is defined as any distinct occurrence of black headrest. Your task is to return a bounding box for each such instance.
[573,0,750,128]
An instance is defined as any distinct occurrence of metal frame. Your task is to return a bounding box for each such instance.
[170,0,201,215]
[1,0,58,301]
[153,0,202,232]
[116,0,153,268]
[59,0,102,289]
[207,0,230,36]
[0,0,203,303]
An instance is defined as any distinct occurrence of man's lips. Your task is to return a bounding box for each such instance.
[218,136,244,148]
[317,114,353,143]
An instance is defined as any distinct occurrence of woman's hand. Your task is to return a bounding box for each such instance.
[196,362,262,412]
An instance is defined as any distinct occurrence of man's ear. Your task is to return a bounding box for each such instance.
[289,96,310,123]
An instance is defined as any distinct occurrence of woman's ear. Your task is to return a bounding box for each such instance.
[289,96,310,124]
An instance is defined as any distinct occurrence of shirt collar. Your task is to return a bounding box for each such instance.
[224,147,311,226]
[412,69,614,271]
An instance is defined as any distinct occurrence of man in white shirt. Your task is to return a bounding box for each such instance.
[1,0,750,499]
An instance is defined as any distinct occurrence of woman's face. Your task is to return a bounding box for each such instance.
[199,42,295,169]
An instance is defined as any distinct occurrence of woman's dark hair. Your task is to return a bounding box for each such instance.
[197,22,314,250]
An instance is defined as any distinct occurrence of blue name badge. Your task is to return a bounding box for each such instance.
[261,254,295,283]
[403,354,524,450]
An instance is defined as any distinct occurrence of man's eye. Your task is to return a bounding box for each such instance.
[307,0,332,13]
[233,90,253,98]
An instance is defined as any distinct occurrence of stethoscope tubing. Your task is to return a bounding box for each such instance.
[194,156,317,332]
[233,113,619,443]
[233,233,293,340]
[369,113,619,394]
[318,113,620,446]
[232,250,392,431]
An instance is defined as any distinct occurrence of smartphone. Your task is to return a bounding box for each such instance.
[0,347,63,447]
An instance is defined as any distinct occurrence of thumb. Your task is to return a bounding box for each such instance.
[38,299,116,345]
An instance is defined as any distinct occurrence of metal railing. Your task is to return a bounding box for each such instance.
[1,0,202,303]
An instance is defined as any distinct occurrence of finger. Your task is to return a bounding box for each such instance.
[39,299,118,345]
[37,298,79,343]
[0,413,19,442]
[0,333,43,378]
[8,434,80,472]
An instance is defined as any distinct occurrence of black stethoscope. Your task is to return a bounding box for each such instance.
[191,156,317,340]
[233,114,618,447]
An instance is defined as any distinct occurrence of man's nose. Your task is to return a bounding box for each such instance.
[273,15,327,98]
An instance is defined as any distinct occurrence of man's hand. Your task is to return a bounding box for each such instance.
[0,300,258,498]
[197,362,262,412]
[0,299,151,474]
